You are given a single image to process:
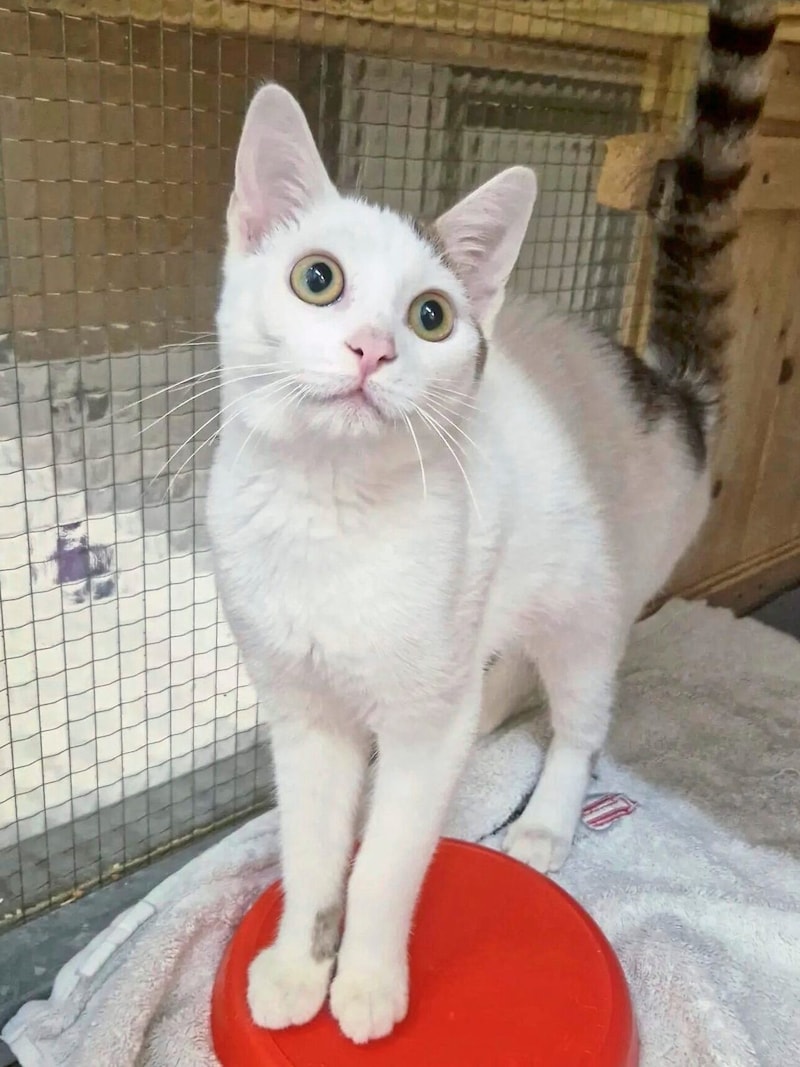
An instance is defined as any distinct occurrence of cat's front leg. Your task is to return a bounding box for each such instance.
[248,712,369,1030]
[329,685,480,1044]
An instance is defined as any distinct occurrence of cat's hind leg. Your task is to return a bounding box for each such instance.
[478,646,539,736]
[504,622,624,873]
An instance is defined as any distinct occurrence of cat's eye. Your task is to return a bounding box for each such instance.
[290,254,344,306]
[408,292,454,342]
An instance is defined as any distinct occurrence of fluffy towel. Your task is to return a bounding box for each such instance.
[4,600,800,1066]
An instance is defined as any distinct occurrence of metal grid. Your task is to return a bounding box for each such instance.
[0,1,704,928]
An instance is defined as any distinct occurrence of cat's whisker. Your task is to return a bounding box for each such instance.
[148,402,248,505]
[421,396,487,461]
[418,407,472,463]
[159,330,281,350]
[159,426,225,504]
[146,405,235,496]
[137,370,294,436]
[158,377,293,502]
[402,411,428,501]
[230,424,268,482]
[423,387,476,412]
[116,369,225,415]
[159,341,220,352]
[424,386,480,411]
[427,380,480,401]
[138,380,226,436]
[422,395,478,422]
[229,381,306,473]
[159,333,218,351]
[160,338,273,353]
[115,362,294,416]
[273,382,311,423]
[425,396,479,417]
[412,404,482,521]
[228,420,263,476]
[146,377,297,491]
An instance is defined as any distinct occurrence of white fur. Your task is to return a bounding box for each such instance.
[207,85,711,1043]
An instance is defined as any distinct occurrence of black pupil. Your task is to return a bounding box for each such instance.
[305,261,333,294]
[420,299,444,332]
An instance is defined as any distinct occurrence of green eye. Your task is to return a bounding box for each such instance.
[290,254,344,306]
[408,292,454,342]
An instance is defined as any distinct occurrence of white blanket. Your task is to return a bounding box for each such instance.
[5,601,800,1065]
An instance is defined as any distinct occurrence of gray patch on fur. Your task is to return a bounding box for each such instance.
[484,651,500,673]
[475,329,489,381]
[311,904,343,962]
[617,343,709,468]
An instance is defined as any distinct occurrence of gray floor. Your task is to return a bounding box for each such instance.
[751,585,800,639]
[1,586,798,1067]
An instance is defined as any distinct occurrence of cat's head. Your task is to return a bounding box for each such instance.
[217,84,536,444]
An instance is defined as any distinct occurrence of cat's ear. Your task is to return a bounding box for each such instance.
[227,83,336,255]
[434,167,537,326]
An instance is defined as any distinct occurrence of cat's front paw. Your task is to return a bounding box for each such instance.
[504,821,571,873]
[329,961,409,1044]
[247,945,333,1029]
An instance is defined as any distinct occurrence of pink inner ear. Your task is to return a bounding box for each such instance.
[231,84,335,252]
[435,167,537,321]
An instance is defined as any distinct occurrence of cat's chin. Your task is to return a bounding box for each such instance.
[292,386,401,440]
[251,389,394,444]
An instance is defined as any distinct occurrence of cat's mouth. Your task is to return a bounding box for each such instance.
[340,388,379,409]
[310,385,384,416]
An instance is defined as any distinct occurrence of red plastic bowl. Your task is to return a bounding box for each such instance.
[212,838,639,1066]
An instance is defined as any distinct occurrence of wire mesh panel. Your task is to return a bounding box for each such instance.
[0,1,705,928]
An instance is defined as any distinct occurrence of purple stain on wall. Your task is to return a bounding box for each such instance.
[51,521,116,603]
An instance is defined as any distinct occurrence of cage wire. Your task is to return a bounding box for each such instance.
[0,0,706,929]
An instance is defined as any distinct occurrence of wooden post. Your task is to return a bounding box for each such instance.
[618,36,699,353]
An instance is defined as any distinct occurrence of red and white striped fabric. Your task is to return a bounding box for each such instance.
[581,792,638,831]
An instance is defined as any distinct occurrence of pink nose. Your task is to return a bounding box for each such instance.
[347,328,396,380]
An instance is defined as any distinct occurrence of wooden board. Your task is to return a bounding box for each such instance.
[668,212,800,600]
[680,536,800,614]
[27,1,647,86]
[34,2,800,53]
[767,44,800,123]
[597,134,800,213]
[738,214,800,562]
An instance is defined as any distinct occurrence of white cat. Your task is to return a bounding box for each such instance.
[206,0,775,1044]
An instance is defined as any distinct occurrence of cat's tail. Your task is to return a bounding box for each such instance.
[647,0,777,431]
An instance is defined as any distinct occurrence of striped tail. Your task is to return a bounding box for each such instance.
[648,0,777,434]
